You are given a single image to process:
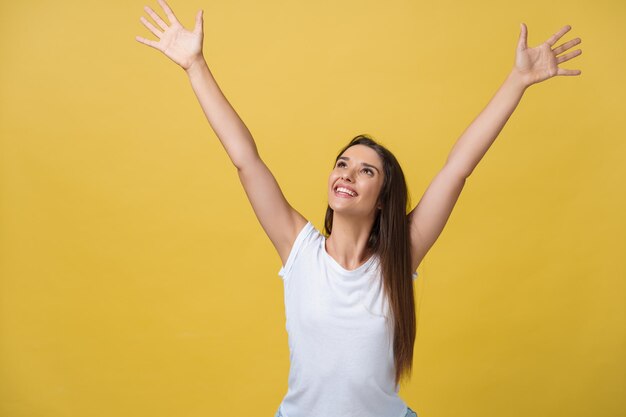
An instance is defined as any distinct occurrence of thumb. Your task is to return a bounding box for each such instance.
[194,9,203,34]
[517,22,528,51]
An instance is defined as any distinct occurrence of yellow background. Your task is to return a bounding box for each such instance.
[1,0,624,416]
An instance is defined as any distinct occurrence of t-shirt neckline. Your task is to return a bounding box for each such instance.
[322,237,377,276]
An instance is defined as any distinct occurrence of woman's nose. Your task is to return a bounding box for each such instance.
[341,169,356,182]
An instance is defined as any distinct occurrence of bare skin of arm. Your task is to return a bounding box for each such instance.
[407,24,583,272]
[136,0,306,266]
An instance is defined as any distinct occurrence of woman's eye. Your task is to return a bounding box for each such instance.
[337,162,346,167]
[363,169,373,175]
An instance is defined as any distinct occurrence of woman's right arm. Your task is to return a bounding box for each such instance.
[136,0,307,265]
[186,57,307,267]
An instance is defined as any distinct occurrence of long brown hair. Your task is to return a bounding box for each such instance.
[323,134,416,387]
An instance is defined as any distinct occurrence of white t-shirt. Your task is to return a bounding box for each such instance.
[277,221,418,417]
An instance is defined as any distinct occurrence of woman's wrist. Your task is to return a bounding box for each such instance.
[185,54,207,76]
[508,67,532,91]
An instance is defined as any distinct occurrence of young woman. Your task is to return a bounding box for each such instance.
[136,2,582,416]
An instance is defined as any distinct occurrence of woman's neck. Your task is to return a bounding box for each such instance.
[325,213,375,270]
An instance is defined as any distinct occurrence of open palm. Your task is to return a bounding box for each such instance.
[135,0,204,70]
[514,23,582,86]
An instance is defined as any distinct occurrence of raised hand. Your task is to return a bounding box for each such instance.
[135,0,204,71]
[514,23,582,87]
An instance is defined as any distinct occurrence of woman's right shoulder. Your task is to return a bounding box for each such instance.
[278,218,321,279]
[277,214,313,268]
[288,217,322,254]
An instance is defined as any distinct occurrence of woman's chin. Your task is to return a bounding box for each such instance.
[328,203,366,217]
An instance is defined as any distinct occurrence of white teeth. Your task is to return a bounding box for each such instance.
[336,186,356,197]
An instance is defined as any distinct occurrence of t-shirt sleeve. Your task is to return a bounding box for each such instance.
[278,221,315,279]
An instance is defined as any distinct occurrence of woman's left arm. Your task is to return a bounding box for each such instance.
[408,23,582,272]
[446,23,582,177]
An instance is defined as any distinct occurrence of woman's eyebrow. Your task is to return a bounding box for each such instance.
[337,156,380,173]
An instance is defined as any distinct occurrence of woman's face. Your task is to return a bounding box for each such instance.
[327,144,385,218]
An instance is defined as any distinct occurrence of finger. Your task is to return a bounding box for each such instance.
[557,67,582,76]
[517,22,528,51]
[553,37,581,55]
[157,0,180,25]
[135,35,160,50]
[556,49,582,64]
[546,24,572,47]
[140,15,163,39]
[143,5,169,31]
[193,9,204,34]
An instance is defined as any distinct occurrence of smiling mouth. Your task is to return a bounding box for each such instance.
[334,186,357,198]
